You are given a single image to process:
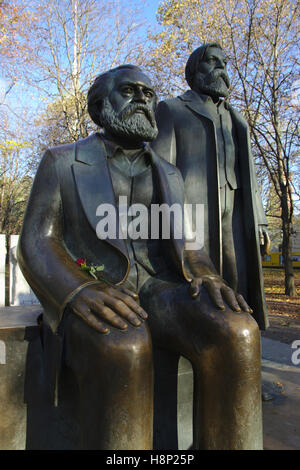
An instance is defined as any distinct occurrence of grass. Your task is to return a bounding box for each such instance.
[263,268,300,318]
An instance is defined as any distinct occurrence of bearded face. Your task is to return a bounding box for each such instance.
[194,68,230,99]
[99,97,158,143]
[190,46,231,100]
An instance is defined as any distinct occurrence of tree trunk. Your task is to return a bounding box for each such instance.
[5,234,10,306]
[281,189,297,297]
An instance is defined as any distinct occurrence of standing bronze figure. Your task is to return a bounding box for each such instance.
[18,64,263,450]
[152,43,270,331]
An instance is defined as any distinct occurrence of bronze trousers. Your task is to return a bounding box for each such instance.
[60,273,262,450]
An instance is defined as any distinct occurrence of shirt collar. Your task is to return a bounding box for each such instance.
[102,136,152,166]
[103,137,143,157]
[197,93,225,107]
[198,93,230,111]
[102,137,124,159]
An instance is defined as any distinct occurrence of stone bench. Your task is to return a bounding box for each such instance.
[0,306,42,449]
[0,306,194,450]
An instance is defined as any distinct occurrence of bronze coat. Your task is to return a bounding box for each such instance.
[152,90,269,330]
[18,133,191,334]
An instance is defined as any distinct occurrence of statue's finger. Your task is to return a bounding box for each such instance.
[119,287,139,300]
[108,288,148,320]
[236,294,253,313]
[204,282,225,310]
[72,306,110,334]
[221,286,241,312]
[91,301,129,330]
[189,278,201,298]
[100,294,142,327]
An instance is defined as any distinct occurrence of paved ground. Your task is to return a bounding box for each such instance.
[261,336,300,450]
[262,314,300,345]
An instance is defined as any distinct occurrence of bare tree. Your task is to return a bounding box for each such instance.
[149,0,299,295]
[26,0,147,142]
[223,0,299,296]
[0,116,35,236]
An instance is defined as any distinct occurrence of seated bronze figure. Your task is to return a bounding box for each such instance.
[18,64,263,450]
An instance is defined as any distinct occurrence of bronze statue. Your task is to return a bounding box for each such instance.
[18,64,263,450]
[152,42,270,331]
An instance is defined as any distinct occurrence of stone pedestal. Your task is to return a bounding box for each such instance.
[0,306,80,450]
[9,235,39,306]
[0,306,194,450]
[0,235,5,307]
[0,306,42,449]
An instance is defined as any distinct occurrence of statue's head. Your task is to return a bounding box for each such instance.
[88,65,158,144]
[185,43,230,99]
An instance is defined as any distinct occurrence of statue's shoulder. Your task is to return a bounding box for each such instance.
[177,89,196,102]
[47,133,101,162]
[49,133,100,154]
[155,93,191,127]
[152,148,183,178]
[46,141,74,159]
[74,132,102,149]
[157,90,191,109]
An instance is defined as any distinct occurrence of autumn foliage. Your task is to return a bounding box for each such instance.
[0,1,36,75]
[148,0,299,296]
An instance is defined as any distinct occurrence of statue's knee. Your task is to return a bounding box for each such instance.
[221,313,260,356]
[65,315,152,376]
[117,322,153,364]
[86,321,152,366]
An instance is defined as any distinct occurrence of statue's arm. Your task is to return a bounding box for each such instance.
[231,106,268,229]
[151,101,177,165]
[17,150,100,328]
[247,130,270,255]
[248,150,267,226]
[18,150,147,334]
[232,107,270,255]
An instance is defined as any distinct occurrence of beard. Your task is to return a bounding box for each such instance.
[99,98,158,143]
[195,69,230,99]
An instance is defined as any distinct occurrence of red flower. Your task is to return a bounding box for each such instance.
[75,258,105,280]
[76,258,86,266]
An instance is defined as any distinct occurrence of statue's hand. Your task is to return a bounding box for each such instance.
[189,275,253,314]
[259,227,271,256]
[68,284,147,334]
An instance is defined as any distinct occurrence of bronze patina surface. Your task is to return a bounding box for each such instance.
[152,43,270,330]
[18,64,263,449]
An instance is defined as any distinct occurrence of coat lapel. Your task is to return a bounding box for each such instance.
[148,147,191,282]
[179,90,215,123]
[179,90,223,274]
[72,133,129,260]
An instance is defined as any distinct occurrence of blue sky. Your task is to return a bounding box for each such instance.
[144,0,160,22]
[0,0,163,129]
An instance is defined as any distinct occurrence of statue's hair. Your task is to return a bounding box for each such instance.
[185,42,223,89]
[87,64,146,126]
